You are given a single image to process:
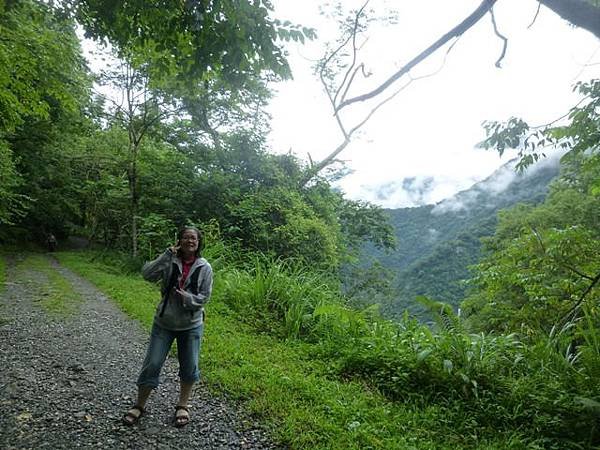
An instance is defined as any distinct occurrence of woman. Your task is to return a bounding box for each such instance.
[122,226,213,427]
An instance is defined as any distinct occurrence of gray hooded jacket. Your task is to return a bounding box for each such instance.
[142,249,213,331]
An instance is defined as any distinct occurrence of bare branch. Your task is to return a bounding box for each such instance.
[319,33,354,108]
[93,88,127,116]
[306,138,351,181]
[336,0,497,111]
[302,79,412,184]
[490,8,508,68]
[557,270,600,326]
[333,105,349,139]
[523,95,590,131]
[348,81,411,136]
[340,63,368,105]
[333,1,370,107]
[303,2,467,185]
[307,34,463,183]
[406,37,461,81]
[303,0,502,185]
[528,1,543,28]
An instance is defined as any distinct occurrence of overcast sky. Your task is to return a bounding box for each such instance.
[266,0,600,208]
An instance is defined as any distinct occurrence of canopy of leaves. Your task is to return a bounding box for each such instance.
[66,0,315,88]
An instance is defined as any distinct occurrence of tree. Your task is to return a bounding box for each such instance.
[0,0,92,234]
[145,122,396,270]
[95,58,185,256]
[0,141,22,227]
[64,0,315,255]
[539,0,600,39]
[94,49,284,255]
[71,126,131,247]
[331,0,600,112]
[480,79,600,171]
[462,81,600,335]
[303,0,600,182]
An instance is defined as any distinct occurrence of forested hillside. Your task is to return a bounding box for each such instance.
[365,157,560,318]
[1,1,599,449]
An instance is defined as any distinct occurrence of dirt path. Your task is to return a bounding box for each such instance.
[0,253,278,449]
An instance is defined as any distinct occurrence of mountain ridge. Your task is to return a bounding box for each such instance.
[364,156,561,319]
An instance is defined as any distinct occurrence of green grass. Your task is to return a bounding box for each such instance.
[54,250,541,449]
[56,252,158,328]
[12,254,82,316]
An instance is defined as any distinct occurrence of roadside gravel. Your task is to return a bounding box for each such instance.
[0,253,279,449]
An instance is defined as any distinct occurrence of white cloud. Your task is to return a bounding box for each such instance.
[478,163,518,195]
[432,189,479,215]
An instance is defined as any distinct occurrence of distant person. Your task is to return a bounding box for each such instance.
[46,233,57,252]
[122,226,213,428]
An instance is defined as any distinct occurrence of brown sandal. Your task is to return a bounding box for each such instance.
[174,405,190,428]
[122,405,144,425]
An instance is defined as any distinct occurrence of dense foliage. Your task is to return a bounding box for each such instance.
[0,0,91,228]
[66,0,314,86]
[464,80,600,338]
[0,0,393,269]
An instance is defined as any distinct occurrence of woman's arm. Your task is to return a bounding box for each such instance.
[178,264,213,311]
[141,249,175,282]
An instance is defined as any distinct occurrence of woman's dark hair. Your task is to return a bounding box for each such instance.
[177,226,204,257]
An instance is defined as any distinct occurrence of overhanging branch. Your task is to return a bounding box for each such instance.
[336,0,497,112]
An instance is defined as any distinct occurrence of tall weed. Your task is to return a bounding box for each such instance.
[579,304,600,383]
[219,257,337,339]
[216,252,599,445]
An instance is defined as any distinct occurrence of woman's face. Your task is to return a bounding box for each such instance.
[179,229,199,256]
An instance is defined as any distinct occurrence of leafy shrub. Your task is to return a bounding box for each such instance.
[225,188,341,270]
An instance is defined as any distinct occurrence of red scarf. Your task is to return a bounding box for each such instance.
[179,257,197,289]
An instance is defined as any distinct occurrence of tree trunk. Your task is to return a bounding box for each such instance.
[128,145,139,257]
[540,0,600,40]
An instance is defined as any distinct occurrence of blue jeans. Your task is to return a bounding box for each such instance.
[137,322,204,388]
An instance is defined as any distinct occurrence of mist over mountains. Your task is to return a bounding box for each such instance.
[363,155,561,319]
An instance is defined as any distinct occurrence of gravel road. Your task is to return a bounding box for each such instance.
[0,253,279,449]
